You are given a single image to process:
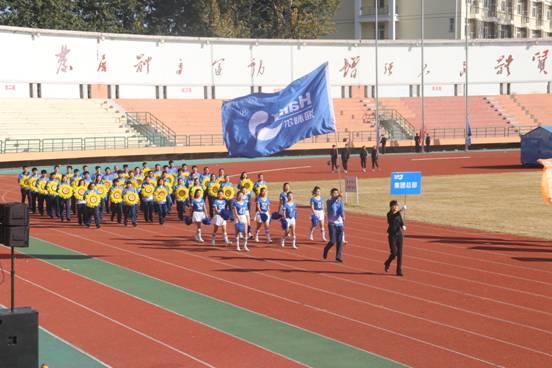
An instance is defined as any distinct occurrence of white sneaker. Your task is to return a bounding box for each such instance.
[254,234,259,243]
[244,244,250,252]
[211,238,216,246]
[198,236,205,243]
[267,237,272,244]
[307,233,314,241]
[280,239,285,247]
[292,243,298,249]
[236,246,241,252]
[322,235,327,242]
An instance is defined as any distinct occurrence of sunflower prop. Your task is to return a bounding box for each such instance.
[223,186,235,200]
[85,192,101,208]
[19,176,30,189]
[95,184,108,198]
[208,183,220,198]
[74,186,86,201]
[110,188,123,204]
[136,177,144,187]
[143,168,151,176]
[146,178,156,186]
[142,185,154,198]
[240,178,254,193]
[29,177,38,192]
[175,186,189,201]
[190,186,204,199]
[255,184,268,196]
[154,187,168,203]
[54,173,62,181]
[58,184,73,199]
[71,179,80,188]
[165,175,175,188]
[123,191,140,206]
[103,179,113,189]
[37,181,48,195]
[216,177,225,185]
[47,181,59,196]
[201,177,210,189]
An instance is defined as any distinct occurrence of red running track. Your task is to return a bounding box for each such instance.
[0,151,550,367]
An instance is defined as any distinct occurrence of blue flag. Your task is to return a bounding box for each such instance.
[222,63,336,157]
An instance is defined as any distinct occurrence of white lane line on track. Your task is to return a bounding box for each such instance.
[411,156,471,161]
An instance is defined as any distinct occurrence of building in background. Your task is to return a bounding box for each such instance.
[328,0,552,40]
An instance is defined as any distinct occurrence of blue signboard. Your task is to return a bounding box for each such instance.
[390,172,422,195]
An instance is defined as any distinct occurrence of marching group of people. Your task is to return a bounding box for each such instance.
[17,161,355,264]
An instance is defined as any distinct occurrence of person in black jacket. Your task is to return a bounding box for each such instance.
[414,133,421,153]
[330,145,338,172]
[384,200,407,276]
[425,134,431,152]
[359,146,368,173]
[371,146,379,171]
[380,135,387,154]
[341,144,351,174]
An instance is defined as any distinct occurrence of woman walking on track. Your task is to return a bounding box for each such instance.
[233,191,250,252]
[323,188,345,262]
[308,186,327,241]
[281,192,298,249]
[191,188,207,243]
[384,200,407,276]
[279,182,290,214]
[254,186,272,243]
[211,190,231,246]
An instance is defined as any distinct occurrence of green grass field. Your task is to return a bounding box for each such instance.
[273,171,551,240]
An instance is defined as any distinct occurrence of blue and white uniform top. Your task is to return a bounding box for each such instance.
[283,202,297,220]
[191,198,205,213]
[279,191,288,210]
[310,196,324,211]
[220,181,233,189]
[326,198,345,226]
[253,180,266,193]
[233,200,249,224]
[168,167,178,175]
[213,199,227,214]
[257,197,270,213]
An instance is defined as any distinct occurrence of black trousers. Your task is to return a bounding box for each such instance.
[331,158,338,171]
[360,157,367,169]
[371,158,379,169]
[341,158,349,171]
[385,234,403,274]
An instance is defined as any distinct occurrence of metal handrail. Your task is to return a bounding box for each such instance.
[126,112,177,146]
[0,126,533,154]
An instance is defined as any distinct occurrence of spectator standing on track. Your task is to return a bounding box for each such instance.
[380,135,388,154]
[384,200,407,276]
[371,146,380,171]
[425,134,431,152]
[359,146,368,173]
[341,144,351,174]
[414,133,421,153]
[330,145,338,172]
[323,188,345,263]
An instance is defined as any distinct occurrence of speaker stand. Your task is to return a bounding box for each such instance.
[10,245,15,312]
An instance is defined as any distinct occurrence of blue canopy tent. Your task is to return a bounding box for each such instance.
[521,126,552,166]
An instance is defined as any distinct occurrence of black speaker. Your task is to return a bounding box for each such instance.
[0,307,38,368]
[0,226,29,248]
[0,203,29,227]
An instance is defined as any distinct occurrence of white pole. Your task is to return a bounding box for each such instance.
[420,0,426,153]
[465,0,470,152]
[375,0,380,152]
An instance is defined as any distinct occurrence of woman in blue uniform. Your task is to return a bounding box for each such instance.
[281,191,297,249]
[254,187,272,244]
[211,190,231,246]
[308,186,327,241]
[233,191,250,252]
[191,188,207,243]
[278,182,290,215]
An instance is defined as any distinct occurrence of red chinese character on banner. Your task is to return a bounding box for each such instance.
[339,56,360,78]
[134,54,152,73]
[417,64,430,78]
[55,45,73,74]
[176,59,184,75]
[459,61,467,77]
[495,54,514,76]
[532,50,549,74]
[97,54,107,72]
[212,58,225,76]
[248,58,265,77]
[384,62,394,76]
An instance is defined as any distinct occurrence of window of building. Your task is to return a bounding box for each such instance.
[378,23,385,39]
[484,0,489,8]
[547,8,551,19]
[449,18,455,33]
[517,2,521,14]
[501,1,506,11]
[532,6,537,17]
[378,0,385,9]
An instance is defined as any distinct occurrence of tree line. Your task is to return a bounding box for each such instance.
[0,0,340,39]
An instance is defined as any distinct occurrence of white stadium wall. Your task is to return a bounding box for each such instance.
[0,26,551,99]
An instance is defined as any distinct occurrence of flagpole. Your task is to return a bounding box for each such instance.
[464,0,470,152]
[420,0,425,153]
[375,0,380,153]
